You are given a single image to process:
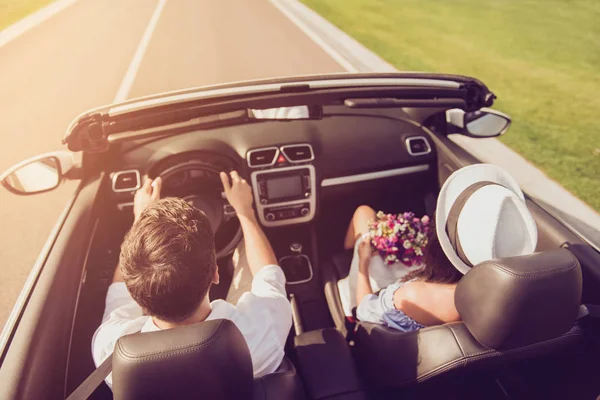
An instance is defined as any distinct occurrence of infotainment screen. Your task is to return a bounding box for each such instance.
[266,175,303,200]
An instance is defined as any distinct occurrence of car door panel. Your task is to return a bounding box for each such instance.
[0,175,103,400]
[563,243,600,305]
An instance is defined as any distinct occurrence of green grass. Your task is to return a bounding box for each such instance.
[0,0,56,30]
[302,0,600,212]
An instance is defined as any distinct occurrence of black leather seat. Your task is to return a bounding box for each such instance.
[111,319,306,399]
[323,248,584,388]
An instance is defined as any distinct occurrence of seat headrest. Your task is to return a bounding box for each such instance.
[112,319,253,400]
[455,248,581,350]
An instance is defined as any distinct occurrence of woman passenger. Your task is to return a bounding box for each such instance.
[339,164,538,331]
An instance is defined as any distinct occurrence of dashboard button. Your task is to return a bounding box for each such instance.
[266,213,276,222]
[300,208,309,217]
[258,182,266,195]
[303,176,310,189]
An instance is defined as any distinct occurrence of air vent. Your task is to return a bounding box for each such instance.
[112,170,141,192]
[281,144,314,163]
[405,137,431,156]
[247,147,279,168]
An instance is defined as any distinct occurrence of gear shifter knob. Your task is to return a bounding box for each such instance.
[290,242,303,255]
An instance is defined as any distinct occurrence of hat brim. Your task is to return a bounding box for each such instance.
[435,163,526,275]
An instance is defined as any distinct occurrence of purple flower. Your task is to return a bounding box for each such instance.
[369,211,430,266]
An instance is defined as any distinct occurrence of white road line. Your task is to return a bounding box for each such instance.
[113,0,167,103]
[0,0,80,49]
[268,0,359,73]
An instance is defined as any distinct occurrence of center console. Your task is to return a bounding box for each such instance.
[248,144,317,227]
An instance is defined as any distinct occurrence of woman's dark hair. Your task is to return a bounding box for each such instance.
[401,219,463,284]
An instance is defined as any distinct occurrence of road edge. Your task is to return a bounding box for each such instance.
[0,0,80,49]
[270,0,600,235]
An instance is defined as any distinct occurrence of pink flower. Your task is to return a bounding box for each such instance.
[369,211,431,266]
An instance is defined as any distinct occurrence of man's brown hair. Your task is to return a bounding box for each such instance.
[119,197,216,323]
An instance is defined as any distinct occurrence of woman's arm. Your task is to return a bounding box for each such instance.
[344,205,376,249]
[393,282,460,326]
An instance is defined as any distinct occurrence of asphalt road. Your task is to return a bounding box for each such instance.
[0,0,343,329]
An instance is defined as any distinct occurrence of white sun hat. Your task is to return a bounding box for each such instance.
[435,164,538,274]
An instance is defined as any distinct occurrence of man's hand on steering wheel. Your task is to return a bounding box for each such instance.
[134,177,162,222]
[220,171,254,219]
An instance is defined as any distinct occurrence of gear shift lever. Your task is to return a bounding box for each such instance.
[279,242,312,284]
[290,242,303,255]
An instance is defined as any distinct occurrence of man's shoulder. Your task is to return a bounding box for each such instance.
[92,315,149,365]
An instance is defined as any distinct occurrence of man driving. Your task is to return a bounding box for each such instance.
[92,171,292,387]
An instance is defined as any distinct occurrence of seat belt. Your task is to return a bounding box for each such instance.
[66,355,112,400]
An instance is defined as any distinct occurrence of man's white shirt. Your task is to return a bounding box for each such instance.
[92,265,291,388]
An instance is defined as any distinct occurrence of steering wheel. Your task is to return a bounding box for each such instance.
[156,160,243,260]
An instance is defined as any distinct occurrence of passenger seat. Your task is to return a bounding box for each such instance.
[323,248,584,389]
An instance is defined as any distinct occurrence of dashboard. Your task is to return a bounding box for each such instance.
[106,113,436,227]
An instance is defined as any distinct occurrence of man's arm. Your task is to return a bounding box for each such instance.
[220,171,277,276]
[112,176,163,284]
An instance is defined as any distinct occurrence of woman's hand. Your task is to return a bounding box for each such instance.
[134,177,162,222]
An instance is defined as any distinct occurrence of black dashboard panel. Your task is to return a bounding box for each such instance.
[114,114,434,182]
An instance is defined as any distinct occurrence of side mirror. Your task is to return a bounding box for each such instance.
[0,151,76,196]
[446,107,511,138]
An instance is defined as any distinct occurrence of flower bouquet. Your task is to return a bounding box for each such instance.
[368,211,431,266]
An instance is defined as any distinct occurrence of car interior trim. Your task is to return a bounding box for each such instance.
[321,164,430,187]
[246,146,280,168]
[107,78,462,117]
[111,170,141,193]
[63,218,99,397]
[278,254,314,285]
[116,202,134,212]
[280,144,315,163]
[107,118,218,144]
[539,202,600,253]
[289,294,304,336]
[405,136,432,156]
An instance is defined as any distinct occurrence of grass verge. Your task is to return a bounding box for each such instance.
[302,0,600,212]
[0,0,57,30]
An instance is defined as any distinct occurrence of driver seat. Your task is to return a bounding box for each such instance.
[110,319,306,400]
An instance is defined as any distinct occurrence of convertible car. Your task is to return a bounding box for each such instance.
[1,73,599,400]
